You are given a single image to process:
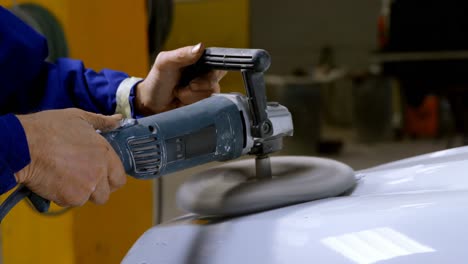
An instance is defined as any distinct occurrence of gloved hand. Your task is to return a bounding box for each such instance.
[134,43,227,115]
[15,108,126,207]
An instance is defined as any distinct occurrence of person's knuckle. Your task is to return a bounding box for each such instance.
[155,52,167,67]
[77,171,97,193]
[113,171,127,189]
[53,193,68,207]
[67,199,83,207]
[93,199,105,205]
[212,83,221,93]
[157,51,167,58]
[93,170,107,188]
[56,190,71,206]
[175,51,185,61]
[188,83,198,91]
[54,199,67,207]
[62,192,86,207]
[108,158,126,188]
[92,193,109,205]
[101,191,110,203]
[84,182,96,196]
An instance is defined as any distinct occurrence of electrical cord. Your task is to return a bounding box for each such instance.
[0,186,30,223]
[24,202,71,217]
[0,185,69,223]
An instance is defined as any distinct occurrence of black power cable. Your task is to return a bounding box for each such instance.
[0,185,51,223]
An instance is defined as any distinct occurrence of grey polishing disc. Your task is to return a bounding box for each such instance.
[177,156,356,216]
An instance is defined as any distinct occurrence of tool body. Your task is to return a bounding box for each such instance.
[0,47,293,221]
[103,47,293,180]
[104,94,248,178]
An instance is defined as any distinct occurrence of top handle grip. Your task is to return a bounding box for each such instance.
[179,47,273,139]
[201,47,271,72]
[178,47,271,87]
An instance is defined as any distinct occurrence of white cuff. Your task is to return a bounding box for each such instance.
[115,77,143,118]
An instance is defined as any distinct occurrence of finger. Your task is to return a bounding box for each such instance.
[48,159,105,207]
[188,70,226,92]
[188,80,221,94]
[89,175,111,205]
[216,70,228,83]
[176,88,215,105]
[81,111,123,131]
[155,43,204,71]
[107,144,127,192]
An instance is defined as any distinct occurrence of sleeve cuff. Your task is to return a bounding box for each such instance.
[115,77,143,118]
[0,114,31,193]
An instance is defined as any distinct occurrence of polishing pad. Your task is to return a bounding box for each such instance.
[177,156,356,216]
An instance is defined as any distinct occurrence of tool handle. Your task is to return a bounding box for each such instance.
[178,47,273,138]
[178,47,271,87]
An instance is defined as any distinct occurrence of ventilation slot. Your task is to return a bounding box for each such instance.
[204,54,255,70]
[128,136,161,176]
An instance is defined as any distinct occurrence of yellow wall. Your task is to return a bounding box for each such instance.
[0,1,152,263]
[165,0,250,93]
[0,0,249,263]
[1,3,75,264]
[66,3,152,263]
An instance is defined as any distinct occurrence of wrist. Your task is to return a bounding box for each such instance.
[115,77,143,118]
[134,81,154,116]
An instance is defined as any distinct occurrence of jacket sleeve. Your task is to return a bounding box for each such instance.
[0,6,142,115]
[0,6,142,194]
[0,114,30,193]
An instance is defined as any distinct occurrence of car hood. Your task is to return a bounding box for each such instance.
[123,146,468,264]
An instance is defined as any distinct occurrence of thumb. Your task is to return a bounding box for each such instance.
[155,43,204,70]
[82,112,122,131]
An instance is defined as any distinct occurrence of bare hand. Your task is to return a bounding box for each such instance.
[15,108,126,207]
[134,43,227,115]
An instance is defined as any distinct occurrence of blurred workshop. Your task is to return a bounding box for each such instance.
[2,0,468,263]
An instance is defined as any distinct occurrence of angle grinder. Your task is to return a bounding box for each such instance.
[0,47,295,221]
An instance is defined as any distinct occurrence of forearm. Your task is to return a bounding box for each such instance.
[0,6,141,117]
[40,59,133,115]
[0,114,30,194]
[39,59,142,117]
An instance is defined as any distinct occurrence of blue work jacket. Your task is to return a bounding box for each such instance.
[0,6,136,194]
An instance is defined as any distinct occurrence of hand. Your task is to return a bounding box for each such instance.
[134,43,227,115]
[15,108,126,207]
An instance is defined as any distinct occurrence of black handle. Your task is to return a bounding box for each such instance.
[200,47,270,72]
[179,47,272,138]
[178,47,271,87]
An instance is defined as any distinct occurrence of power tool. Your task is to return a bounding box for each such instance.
[0,47,294,221]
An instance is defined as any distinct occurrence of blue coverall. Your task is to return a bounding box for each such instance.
[0,7,138,194]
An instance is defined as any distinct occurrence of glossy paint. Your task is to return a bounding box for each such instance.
[123,147,468,264]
